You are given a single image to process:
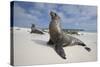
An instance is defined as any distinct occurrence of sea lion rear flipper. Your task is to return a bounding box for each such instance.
[55,45,66,59]
[85,47,91,52]
[78,43,91,52]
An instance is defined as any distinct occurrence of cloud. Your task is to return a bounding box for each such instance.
[55,5,97,31]
[14,3,40,28]
[13,1,97,31]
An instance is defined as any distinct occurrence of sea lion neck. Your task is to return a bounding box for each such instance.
[51,17,60,23]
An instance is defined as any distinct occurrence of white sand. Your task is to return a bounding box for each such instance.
[13,27,97,66]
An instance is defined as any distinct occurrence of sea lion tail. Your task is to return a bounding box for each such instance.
[55,45,66,59]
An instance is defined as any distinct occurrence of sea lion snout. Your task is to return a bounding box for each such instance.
[50,11,57,17]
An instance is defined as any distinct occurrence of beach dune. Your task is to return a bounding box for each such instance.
[13,27,97,66]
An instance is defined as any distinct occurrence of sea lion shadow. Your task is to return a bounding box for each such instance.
[31,39,54,48]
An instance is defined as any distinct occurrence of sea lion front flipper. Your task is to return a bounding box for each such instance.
[55,44,66,59]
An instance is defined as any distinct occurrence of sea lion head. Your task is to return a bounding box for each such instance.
[32,24,35,28]
[50,11,60,20]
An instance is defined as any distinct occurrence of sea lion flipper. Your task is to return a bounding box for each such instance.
[78,43,91,52]
[55,45,66,59]
[85,47,91,52]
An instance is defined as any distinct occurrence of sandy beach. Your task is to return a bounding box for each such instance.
[13,27,97,66]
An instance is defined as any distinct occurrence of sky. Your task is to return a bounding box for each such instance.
[13,1,97,31]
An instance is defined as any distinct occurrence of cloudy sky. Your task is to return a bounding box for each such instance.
[13,1,97,31]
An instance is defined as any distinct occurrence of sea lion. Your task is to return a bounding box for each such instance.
[30,24,44,34]
[47,11,91,59]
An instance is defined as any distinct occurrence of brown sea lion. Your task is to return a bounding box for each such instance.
[30,24,44,34]
[47,11,91,59]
